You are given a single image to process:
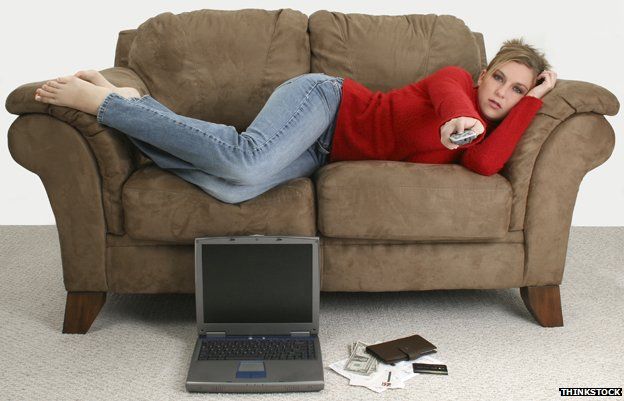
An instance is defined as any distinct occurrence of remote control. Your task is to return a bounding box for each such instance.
[412,363,448,375]
[449,129,479,145]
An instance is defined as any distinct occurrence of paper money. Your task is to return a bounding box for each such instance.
[344,341,378,375]
[348,341,380,374]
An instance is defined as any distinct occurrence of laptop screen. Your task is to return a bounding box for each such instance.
[201,243,313,323]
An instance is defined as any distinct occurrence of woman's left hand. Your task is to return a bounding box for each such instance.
[526,70,557,99]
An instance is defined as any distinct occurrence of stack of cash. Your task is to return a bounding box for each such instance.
[329,340,445,393]
[345,341,379,376]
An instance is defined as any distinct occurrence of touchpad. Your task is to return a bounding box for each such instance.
[236,361,266,378]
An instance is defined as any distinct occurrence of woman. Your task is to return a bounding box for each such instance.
[34,38,556,204]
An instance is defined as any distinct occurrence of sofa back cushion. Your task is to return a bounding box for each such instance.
[308,10,485,91]
[125,8,310,132]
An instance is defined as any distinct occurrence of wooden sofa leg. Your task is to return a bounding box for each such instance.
[62,291,107,334]
[520,285,563,327]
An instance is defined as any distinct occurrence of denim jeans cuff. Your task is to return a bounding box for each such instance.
[96,92,125,125]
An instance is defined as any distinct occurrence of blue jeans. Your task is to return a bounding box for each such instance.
[96,73,344,204]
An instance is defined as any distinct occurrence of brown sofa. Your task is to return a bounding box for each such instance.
[6,9,619,333]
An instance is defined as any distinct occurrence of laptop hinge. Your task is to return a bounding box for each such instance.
[205,332,226,337]
[290,331,310,337]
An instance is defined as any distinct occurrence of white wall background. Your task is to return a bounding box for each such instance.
[1,1,622,225]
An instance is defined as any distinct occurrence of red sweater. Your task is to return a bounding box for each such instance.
[328,66,543,176]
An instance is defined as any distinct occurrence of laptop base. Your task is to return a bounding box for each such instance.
[185,336,324,393]
[186,381,324,393]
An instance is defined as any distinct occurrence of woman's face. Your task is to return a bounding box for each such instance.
[477,61,536,122]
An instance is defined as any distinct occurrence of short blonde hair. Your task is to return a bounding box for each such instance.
[484,38,552,84]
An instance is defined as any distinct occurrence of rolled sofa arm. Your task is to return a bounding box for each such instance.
[5,66,151,235]
[8,114,108,291]
[501,79,620,232]
[500,80,619,285]
[521,113,615,286]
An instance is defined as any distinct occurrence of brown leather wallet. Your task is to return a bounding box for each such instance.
[365,334,437,364]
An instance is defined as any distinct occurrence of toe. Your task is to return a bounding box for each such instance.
[42,84,57,93]
[57,75,78,84]
[76,69,95,77]
[38,86,55,96]
[75,70,91,78]
[35,91,53,103]
[48,80,62,89]
[37,85,58,97]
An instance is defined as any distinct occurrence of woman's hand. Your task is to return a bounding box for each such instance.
[440,117,485,150]
[526,70,557,99]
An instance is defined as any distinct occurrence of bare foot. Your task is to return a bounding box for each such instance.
[74,69,115,89]
[74,69,141,99]
[33,75,113,116]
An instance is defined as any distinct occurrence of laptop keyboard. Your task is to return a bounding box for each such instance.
[198,337,316,360]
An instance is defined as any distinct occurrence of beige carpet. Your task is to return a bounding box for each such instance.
[1,226,622,400]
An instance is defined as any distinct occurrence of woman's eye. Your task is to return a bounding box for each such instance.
[494,74,522,94]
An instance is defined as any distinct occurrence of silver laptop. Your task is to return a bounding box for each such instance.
[185,235,324,393]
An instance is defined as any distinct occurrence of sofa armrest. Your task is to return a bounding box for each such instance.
[521,113,615,286]
[500,79,619,232]
[5,67,152,235]
[8,114,108,291]
[498,80,618,285]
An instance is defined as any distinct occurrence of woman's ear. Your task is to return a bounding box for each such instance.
[477,69,487,86]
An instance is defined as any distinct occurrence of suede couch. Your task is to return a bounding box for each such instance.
[6,8,619,333]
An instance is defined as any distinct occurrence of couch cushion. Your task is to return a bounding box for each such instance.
[126,8,310,133]
[314,161,512,240]
[308,10,484,92]
[122,166,316,242]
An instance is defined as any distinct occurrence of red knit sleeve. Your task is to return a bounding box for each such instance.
[424,66,487,132]
[459,95,543,176]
